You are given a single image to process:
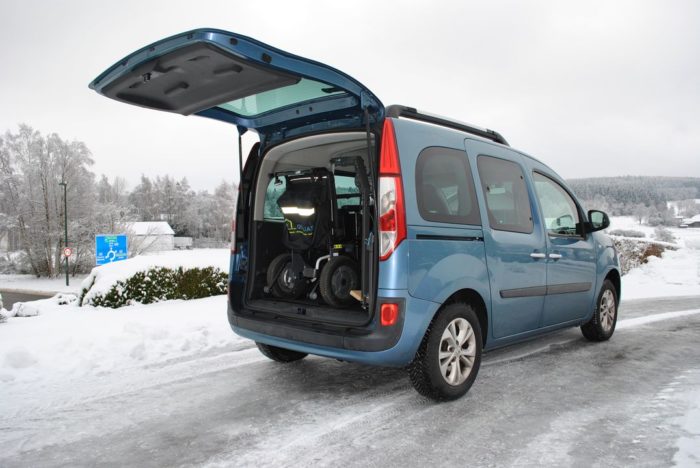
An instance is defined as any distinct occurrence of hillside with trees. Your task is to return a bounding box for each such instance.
[567,176,700,225]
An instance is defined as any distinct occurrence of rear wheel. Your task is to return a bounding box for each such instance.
[256,343,308,362]
[319,256,360,307]
[408,302,482,401]
[581,279,618,341]
[267,253,306,299]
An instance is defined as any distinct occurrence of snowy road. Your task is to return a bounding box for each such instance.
[2,296,700,467]
[0,291,52,310]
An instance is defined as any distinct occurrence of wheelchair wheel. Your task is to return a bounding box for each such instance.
[267,253,307,299]
[319,256,360,307]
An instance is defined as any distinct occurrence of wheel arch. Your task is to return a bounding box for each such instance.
[605,268,621,301]
[441,288,489,347]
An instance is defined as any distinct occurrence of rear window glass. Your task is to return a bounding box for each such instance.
[477,155,533,234]
[217,78,345,117]
[263,173,360,220]
[415,147,480,225]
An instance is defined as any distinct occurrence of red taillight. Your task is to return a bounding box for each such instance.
[380,303,399,326]
[378,119,406,261]
[379,119,401,175]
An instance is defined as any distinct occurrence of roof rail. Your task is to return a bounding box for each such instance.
[385,105,509,146]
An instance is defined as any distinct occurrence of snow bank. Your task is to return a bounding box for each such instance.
[80,249,229,304]
[607,216,700,300]
[0,295,241,386]
[622,248,700,299]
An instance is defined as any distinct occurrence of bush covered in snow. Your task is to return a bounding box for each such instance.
[608,229,646,238]
[612,238,671,275]
[653,226,676,243]
[82,266,227,308]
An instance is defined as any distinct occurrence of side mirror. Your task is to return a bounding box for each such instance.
[587,210,610,232]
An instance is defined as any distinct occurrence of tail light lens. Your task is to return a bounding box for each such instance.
[378,119,406,261]
[380,303,399,326]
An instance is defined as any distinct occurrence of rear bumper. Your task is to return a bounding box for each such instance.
[229,289,439,367]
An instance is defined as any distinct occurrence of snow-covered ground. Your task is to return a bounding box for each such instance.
[1,249,234,390]
[0,295,241,389]
[607,216,700,299]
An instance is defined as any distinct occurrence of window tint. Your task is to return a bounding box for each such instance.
[477,155,533,234]
[416,147,480,225]
[533,172,581,236]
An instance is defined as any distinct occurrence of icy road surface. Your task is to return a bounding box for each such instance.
[2,296,700,467]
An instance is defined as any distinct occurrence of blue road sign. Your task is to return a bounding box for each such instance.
[96,234,128,265]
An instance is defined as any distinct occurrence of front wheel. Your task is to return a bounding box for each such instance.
[408,302,483,401]
[581,279,618,342]
[256,343,308,363]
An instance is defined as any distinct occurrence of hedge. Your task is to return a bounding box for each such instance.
[81,266,228,308]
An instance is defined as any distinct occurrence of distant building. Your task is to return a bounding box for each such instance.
[127,222,175,252]
[174,237,193,249]
[680,215,700,228]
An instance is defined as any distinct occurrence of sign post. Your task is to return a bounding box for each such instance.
[62,246,72,286]
[96,235,128,266]
[59,181,68,286]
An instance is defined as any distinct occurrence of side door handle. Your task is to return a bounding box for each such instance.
[530,252,547,259]
[548,253,563,260]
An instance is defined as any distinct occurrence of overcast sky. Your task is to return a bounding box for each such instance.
[1,0,698,190]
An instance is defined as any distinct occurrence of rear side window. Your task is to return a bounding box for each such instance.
[415,147,480,225]
[477,155,533,234]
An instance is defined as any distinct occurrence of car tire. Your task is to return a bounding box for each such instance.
[408,302,483,401]
[256,342,308,362]
[318,256,360,307]
[581,279,618,342]
[267,253,307,299]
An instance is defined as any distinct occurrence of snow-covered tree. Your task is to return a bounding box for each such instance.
[0,125,96,276]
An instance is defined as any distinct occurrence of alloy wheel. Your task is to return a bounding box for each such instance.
[438,318,477,386]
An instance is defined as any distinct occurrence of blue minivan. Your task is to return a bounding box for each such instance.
[90,28,620,400]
